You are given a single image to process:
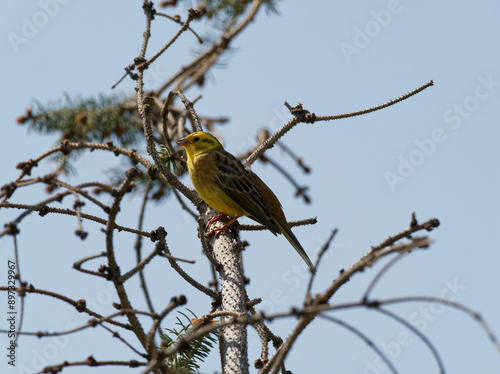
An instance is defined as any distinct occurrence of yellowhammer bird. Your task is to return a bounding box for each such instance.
[176,131,316,273]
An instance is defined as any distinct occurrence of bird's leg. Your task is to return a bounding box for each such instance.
[207,214,230,227]
[206,215,240,236]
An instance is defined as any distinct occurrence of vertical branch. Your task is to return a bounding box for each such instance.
[139,1,154,59]
[134,181,157,315]
[207,216,249,374]
[262,316,313,374]
[105,168,148,349]
[133,4,270,373]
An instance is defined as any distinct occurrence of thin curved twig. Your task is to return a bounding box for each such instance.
[307,228,338,294]
[141,10,197,69]
[374,296,500,354]
[374,307,445,374]
[316,80,434,122]
[263,296,500,356]
[362,252,407,301]
[73,252,107,278]
[246,81,434,165]
[119,244,163,283]
[155,11,203,44]
[318,314,399,374]
[160,235,218,300]
[259,154,311,204]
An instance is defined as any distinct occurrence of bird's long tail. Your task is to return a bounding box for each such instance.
[274,218,316,274]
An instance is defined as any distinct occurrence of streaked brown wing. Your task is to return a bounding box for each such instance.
[211,150,280,235]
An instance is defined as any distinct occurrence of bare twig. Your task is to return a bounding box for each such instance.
[362,252,407,301]
[141,9,198,69]
[119,244,163,283]
[237,217,317,232]
[104,168,149,348]
[307,228,338,294]
[316,80,434,122]
[246,81,434,165]
[260,155,311,204]
[73,252,108,278]
[318,314,399,374]
[135,180,157,315]
[0,285,131,330]
[0,203,154,239]
[155,0,263,96]
[159,234,218,299]
[155,11,203,44]
[36,358,146,374]
[374,307,445,374]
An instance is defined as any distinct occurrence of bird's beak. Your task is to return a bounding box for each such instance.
[176,138,188,146]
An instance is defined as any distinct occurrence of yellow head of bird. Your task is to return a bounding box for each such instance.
[176,132,223,158]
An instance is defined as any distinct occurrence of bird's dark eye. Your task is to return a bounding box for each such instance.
[193,136,200,142]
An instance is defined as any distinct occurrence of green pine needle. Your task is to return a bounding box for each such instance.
[161,309,218,373]
[159,145,180,174]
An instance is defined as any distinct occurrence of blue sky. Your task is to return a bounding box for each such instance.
[1,1,500,373]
